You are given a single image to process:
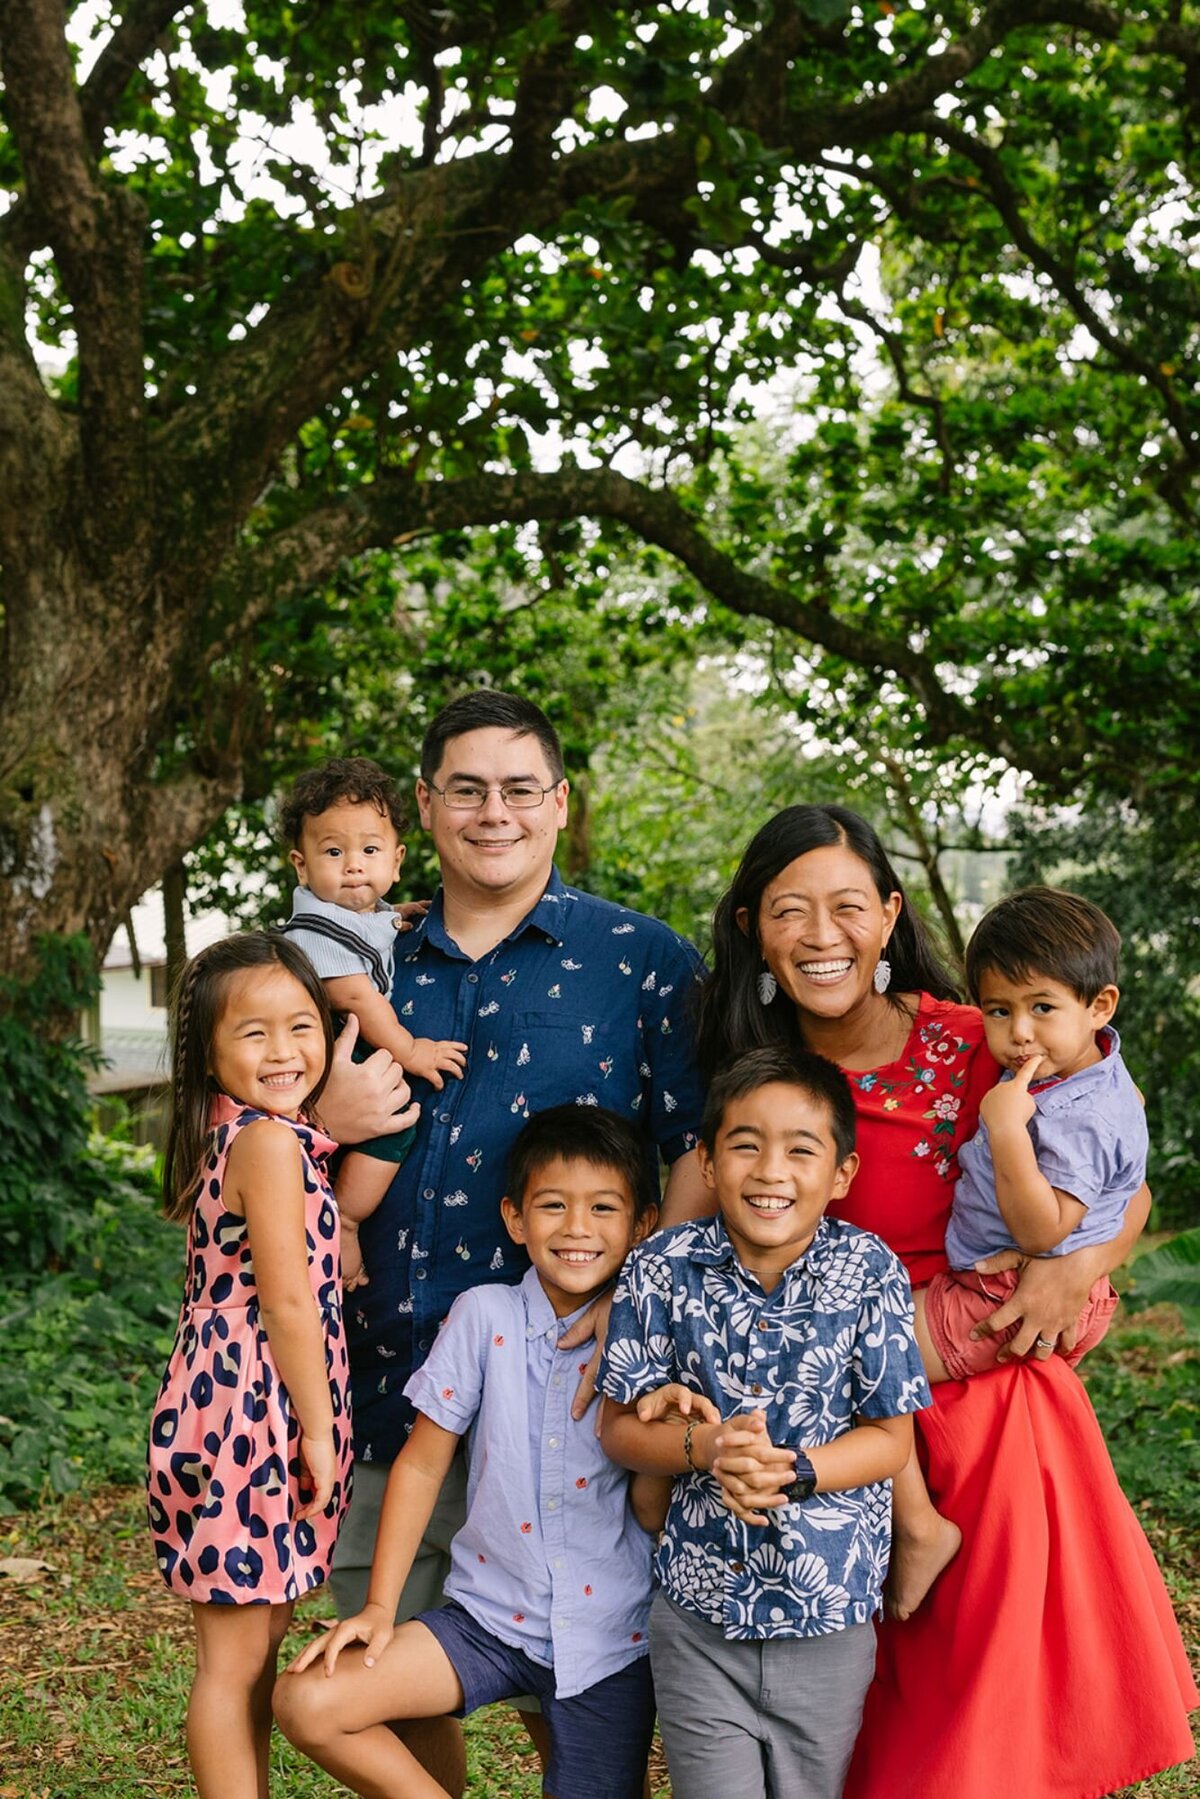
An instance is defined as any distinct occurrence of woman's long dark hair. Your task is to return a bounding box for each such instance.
[162,932,335,1222]
[695,804,960,1080]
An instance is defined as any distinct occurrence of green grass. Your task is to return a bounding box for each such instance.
[2,1304,1194,1796]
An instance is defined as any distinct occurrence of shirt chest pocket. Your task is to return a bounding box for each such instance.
[506,1011,634,1115]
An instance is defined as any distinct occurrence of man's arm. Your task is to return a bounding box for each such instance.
[659,1148,716,1231]
[314,1015,419,1144]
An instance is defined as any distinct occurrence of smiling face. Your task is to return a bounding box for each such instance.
[416,726,568,909]
[976,966,1117,1081]
[289,798,405,914]
[748,843,901,1025]
[501,1155,654,1318]
[700,1081,858,1290]
[208,964,328,1118]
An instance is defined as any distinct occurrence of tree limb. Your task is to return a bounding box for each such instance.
[217,467,1074,787]
[0,0,147,548]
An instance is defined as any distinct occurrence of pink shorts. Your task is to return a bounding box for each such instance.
[923,1267,1119,1380]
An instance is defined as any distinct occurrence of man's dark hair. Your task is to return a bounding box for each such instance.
[702,1046,858,1165]
[279,757,408,846]
[506,1104,658,1221]
[420,691,565,785]
[965,886,1121,1005]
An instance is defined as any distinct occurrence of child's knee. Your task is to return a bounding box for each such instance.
[272,1666,334,1749]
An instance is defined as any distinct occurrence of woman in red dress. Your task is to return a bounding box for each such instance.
[696,803,1196,1798]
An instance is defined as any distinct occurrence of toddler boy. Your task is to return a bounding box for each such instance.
[601,1046,929,1799]
[888,885,1148,1620]
[279,756,466,1287]
[275,1104,660,1799]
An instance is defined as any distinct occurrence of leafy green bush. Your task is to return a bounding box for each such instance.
[0,1136,182,1507]
[0,934,108,1271]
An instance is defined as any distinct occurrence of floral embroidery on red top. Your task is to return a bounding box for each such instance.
[850,1018,979,1183]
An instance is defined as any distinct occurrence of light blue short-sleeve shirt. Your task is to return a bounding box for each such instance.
[946,1026,1148,1268]
[405,1267,653,1698]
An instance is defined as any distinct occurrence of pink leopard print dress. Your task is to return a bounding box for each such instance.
[147,1097,352,1603]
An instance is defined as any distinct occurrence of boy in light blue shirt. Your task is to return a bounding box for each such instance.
[887,885,1148,1621]
[276,1104,659,1799]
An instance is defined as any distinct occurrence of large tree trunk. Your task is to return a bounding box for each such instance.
[0,543,234,980]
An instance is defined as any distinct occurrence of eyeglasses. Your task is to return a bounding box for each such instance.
[427,779,559,811]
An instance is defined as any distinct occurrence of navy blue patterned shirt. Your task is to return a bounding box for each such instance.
[601,1214,930,1639]
[347,867,706,1463]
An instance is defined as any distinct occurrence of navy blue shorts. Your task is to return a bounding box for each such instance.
[418,1600,655,1799]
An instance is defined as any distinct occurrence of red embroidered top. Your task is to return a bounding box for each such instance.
[826,994,1000,1289]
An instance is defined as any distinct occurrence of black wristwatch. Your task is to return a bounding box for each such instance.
[784,1449,817,1504]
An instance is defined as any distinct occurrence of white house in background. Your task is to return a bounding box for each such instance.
[82,895,231,1131]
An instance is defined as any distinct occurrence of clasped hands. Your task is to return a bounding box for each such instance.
[636,1384,798,1527]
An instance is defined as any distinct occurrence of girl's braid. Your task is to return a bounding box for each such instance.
[173,952,203,1106]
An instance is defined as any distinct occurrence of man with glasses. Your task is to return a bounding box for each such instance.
[323,690,707,1794]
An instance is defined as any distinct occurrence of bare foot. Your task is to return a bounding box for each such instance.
[885,1514,963,1621]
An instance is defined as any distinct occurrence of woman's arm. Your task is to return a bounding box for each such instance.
[972,1182,1151,1360]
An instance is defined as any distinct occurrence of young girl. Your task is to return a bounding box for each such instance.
[147,932,353,1799]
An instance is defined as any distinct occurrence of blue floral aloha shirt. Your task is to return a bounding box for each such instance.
[346,867,706,1464]
[601,1214,930,1639]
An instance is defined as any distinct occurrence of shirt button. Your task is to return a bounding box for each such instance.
[423,1188,435,1200]
[415,1268,427,1281]
[548,1436,559,1448]
[438,1112,451,1124]
[757,1320,769,1331]
[547,1499,558,1510]
[418,1338,430,1352]
[730,1561,744,1574]
[467,972,479,984]
[750,1383,763,1395]
[552,1375,563,1388]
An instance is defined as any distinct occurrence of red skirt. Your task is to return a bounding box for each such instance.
[845,1357,1197,1799]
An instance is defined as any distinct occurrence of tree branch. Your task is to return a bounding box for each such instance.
[0,0,147,548]
[218,468,1075,788]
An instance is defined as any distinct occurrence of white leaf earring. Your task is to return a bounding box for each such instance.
[757,966,778,1006]
[873,956,892,995]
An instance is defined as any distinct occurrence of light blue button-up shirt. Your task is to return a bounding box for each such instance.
[946,1025,1148,1267]
[405,1267,654,1698]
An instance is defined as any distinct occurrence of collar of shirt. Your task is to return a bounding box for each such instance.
[685,1212,840,1299]
[1027,1023,1121,1104]
[518,1262,591,1341]
[414,867,571,961]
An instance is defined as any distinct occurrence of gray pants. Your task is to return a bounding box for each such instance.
[330,1452,469,1621]
[649,1592,876,1799]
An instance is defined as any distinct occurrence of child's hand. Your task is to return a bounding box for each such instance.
[711,1410,796,1526]
[340,1220,369,1292]
[405,1037,469,1089]
[288,1602,394,1675]
[980,1056,1043,1134]
[297,1431,337,1519]
[636,1384,722,1427]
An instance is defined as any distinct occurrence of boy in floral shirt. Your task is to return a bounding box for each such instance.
[276,1106,660,1799]
[601,1047,929,1799]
